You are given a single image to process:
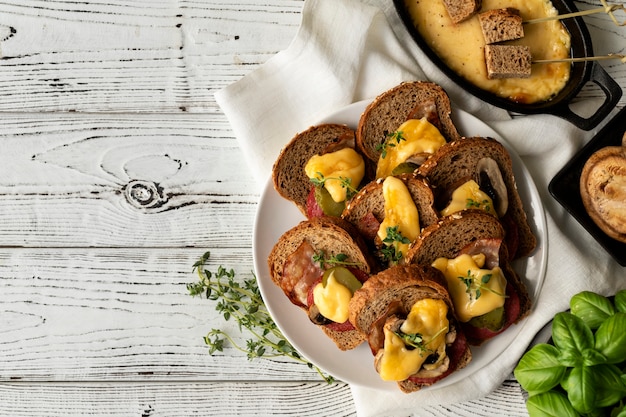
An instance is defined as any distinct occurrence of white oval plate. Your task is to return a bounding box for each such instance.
[252,100,548,391]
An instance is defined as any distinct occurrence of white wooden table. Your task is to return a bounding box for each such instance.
[0,1,624,416]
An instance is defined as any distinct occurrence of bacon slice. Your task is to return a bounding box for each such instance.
[281,241,323,307]
[458,237,502,269]
[355,212,381,242]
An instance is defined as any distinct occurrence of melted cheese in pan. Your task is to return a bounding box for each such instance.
[406,0,571,104]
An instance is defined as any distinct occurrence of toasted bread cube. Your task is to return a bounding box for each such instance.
[442,0,482,24]
[479,8,524,44]
[484,45,532,79]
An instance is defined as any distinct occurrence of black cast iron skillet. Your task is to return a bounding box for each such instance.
[393,0,622,130]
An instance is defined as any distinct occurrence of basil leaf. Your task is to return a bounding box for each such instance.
[595,312,626,364]
[525,391,580,417]
[593,363,626,408]
[552,312,593,366]
[514,343,566,395]
[615,290,626,314]
[560,365,596,414]
[582,347,607,366]
[570,291,615,329]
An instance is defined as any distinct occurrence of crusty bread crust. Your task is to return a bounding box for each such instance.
[356,81,461,163]
[417,136,537,259]
[272,124,358,217]
[341,173,439,233]
[267,216,375,350]
[349,264,472,392]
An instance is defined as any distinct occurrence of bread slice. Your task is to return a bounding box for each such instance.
[349,264,472,392]
[580,145,626,243]
[356,81,461,163]
[405,210,532,345]
[341,174,439,264]
[442,0,482,24]
[478,8,524,44]
[267,215,376,350]
[417,136,537,259]
[484,44,532,79]
[272,124,361,217]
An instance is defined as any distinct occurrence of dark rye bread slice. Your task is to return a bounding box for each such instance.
[417,136,537,259]
[349,264,472,393]
[405,210,532,341]
[484,44,532,79]
[341,173,439,234]
[478,8,524,44]
[267,216,375,351]
[272,124,357,217]
[443,0,482,24]
[356,82,461,163]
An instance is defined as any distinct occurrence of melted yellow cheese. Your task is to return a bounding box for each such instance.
[441,179,497,217]
[312,270,353,323]
[405,0,570,104]
[432,254,507,322]
[376,118,446,179]
[377,176,420,257]
[379,299,449,381]
[304,147,365,203]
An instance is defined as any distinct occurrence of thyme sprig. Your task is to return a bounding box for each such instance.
[376,130,406,159]
[458,269,507,301]
[310,172,358,200]
[380,226,411,264]
[394,327,447,353]
[188,251,334,384]
[312,250,363,270]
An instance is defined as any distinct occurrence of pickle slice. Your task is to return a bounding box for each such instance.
[321,266,362,294]
[468,306,505,331]
[391,162,420,176]
[314,186,345,217]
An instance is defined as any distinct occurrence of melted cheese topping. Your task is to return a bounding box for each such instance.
[312,270,353,323]
[304,147,365,203]
[406,0,571,104]
[376,118,446,179]
[441,179,497,217]
[377,176,420,257]
[432,254,507,322]
[379,299,449,381]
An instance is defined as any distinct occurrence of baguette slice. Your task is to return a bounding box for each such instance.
[356,82,461,163]
[349,264,472,393]
[272,124,361,217]
[268,216,376,350]
[417,136,536,259]
[405,210,532,345]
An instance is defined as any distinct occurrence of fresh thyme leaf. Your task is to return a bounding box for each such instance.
[188,251,334,384]
[309,172,358,200]
[312,250,363,269]
[376,130,406,159]
[380,226,410,265]
[458,270,506,301]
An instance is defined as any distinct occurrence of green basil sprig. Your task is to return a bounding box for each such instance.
[514,290,626,417]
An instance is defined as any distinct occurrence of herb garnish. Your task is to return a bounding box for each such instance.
[394,327,447,353]
[312,250,363,270]
[376,130,406,159]
[188,251,334,384]
[310,172,358,200]
[458,270,506,301]
[466,198,492,213]
[380,226,411,264]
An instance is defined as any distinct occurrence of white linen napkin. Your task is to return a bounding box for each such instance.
[215,0,626,415]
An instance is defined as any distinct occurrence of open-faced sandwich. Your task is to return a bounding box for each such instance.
[267,215,376,350]
[272,123,370,219]
[417,136,536,260]
[349,264,472,393]
[406,210,532,345]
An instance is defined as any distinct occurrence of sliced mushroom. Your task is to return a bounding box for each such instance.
[476,157,508,217]
[308,304,332,326]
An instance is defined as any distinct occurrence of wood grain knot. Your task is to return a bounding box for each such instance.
[124,180,166,209]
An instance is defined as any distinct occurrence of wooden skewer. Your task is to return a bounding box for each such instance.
[532,53,626,64]
[524,1,625,26]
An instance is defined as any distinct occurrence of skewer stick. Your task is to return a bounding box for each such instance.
[532,53,626,64]
[524,1,625,26]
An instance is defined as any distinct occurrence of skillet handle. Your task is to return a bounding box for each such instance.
[549,62,622,131]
